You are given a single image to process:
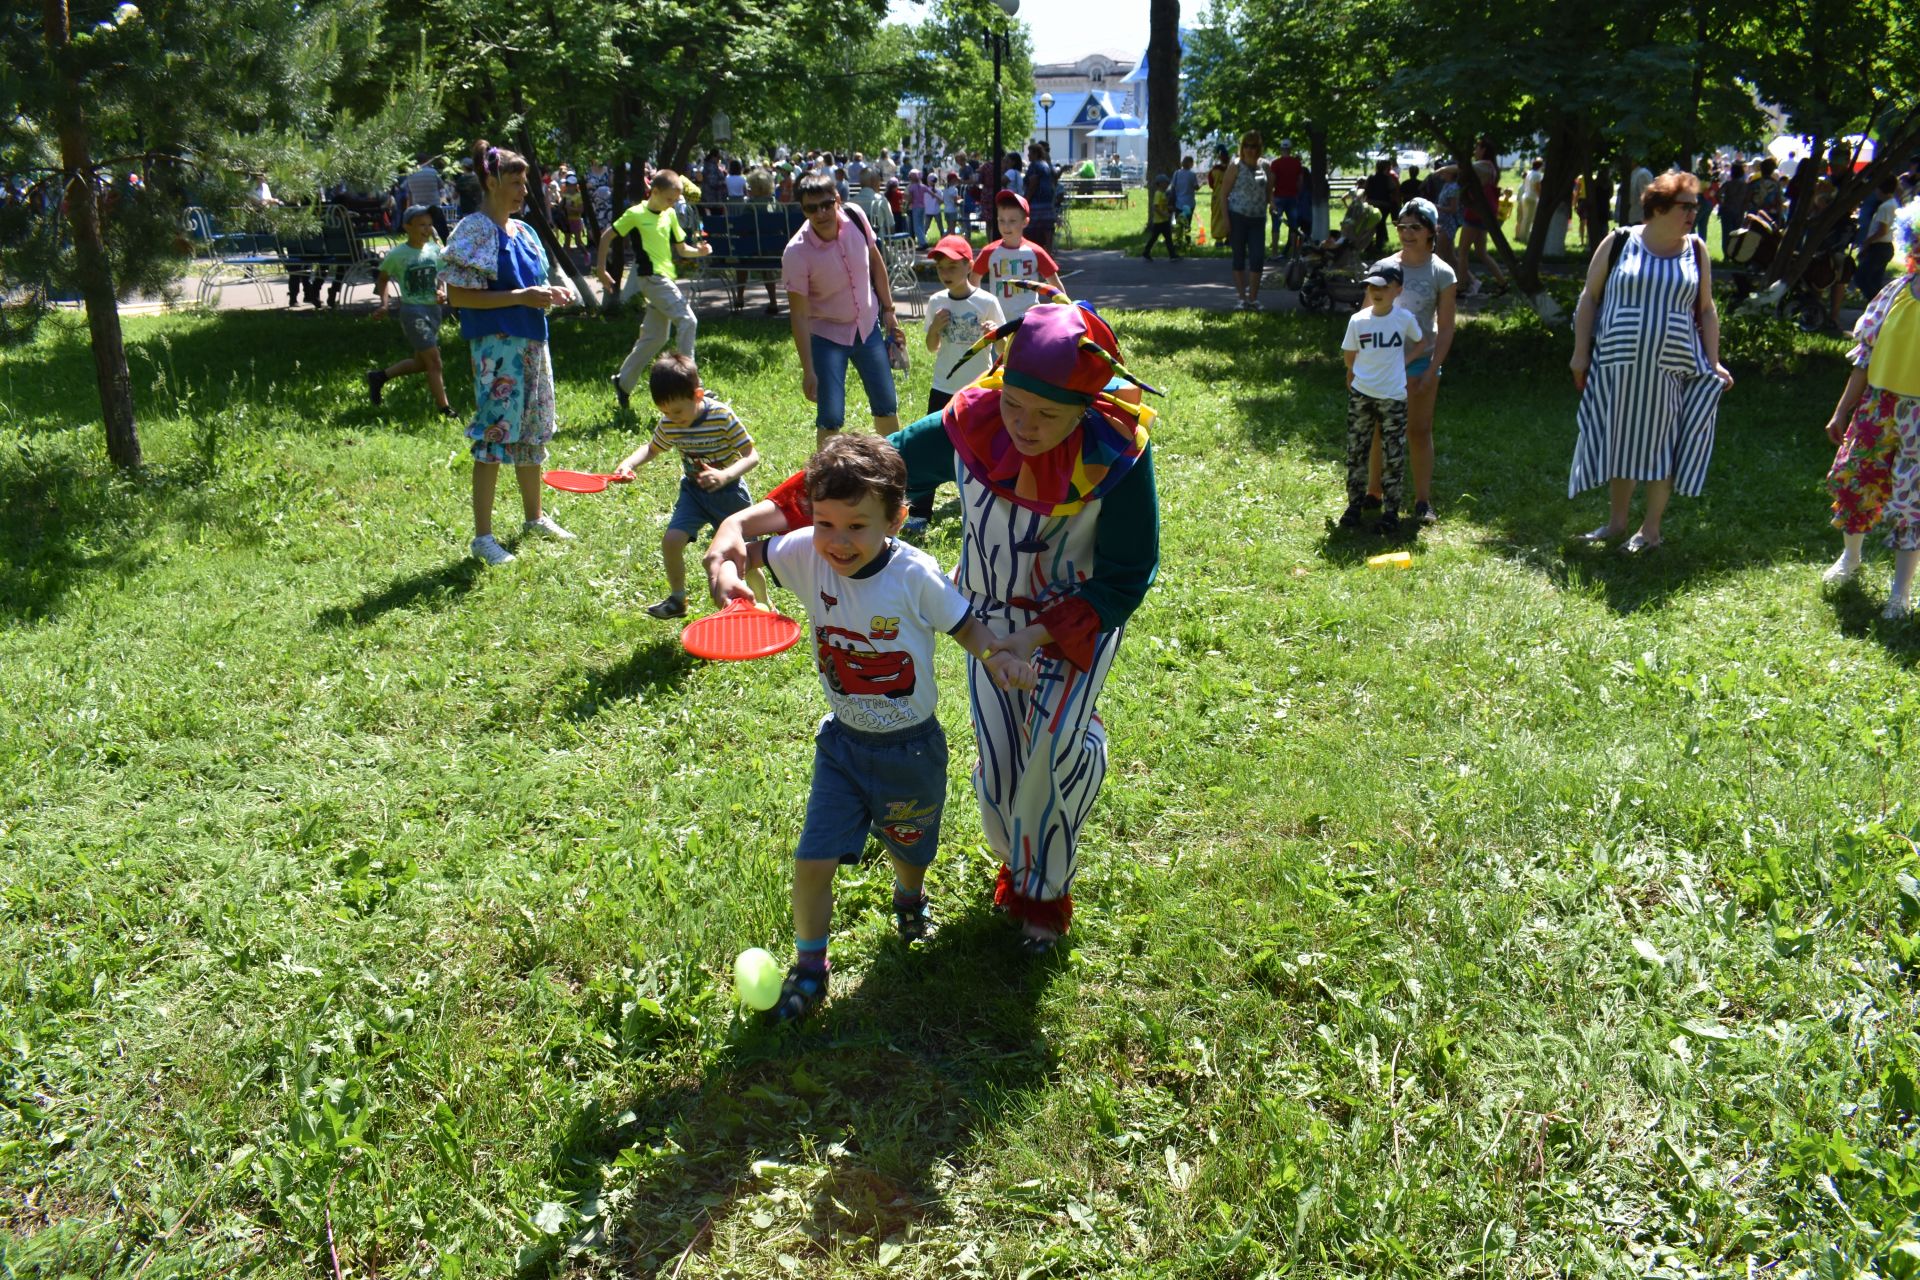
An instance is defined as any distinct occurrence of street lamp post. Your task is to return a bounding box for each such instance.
[989,0,1019,211]
[1039,91,1054,162]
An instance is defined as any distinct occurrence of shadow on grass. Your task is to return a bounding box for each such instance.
[1824,578,1920,668]
[561,638,699,717]
[314,556,483,629]
[0,454,181,624]
[550,906,1056,1274]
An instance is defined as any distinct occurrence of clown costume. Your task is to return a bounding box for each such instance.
[1822,198,1920,618]
[714,303,1161,951]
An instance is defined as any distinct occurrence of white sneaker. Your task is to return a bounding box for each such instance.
[1821,554,1861,584]
[470,534,515,566]
[521,515,575,541]
[1883,595,1913,620]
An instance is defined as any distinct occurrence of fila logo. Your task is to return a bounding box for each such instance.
[1358,332,1404,349]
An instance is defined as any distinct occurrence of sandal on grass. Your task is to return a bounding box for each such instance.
[1574,525,1625,544]
[1620,532,1662,555]
[767,965,828,1024]
[893,895,935,944]
[1016,925,1061,956]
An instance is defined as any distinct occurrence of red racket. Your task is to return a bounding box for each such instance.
[542,470,633,494]
[681,598,803,662]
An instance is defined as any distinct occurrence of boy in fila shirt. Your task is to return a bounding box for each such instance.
[711,435,1035,1023]
[971,190,1064,321]
[1338,265,1429,535]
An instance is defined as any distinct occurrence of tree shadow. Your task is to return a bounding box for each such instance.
[0,454,161,624]
[313,556,483,629]
[560,637,699,718]
[548,906,1058,1274]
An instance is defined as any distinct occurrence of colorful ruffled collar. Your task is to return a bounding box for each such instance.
[940,372,1153,516]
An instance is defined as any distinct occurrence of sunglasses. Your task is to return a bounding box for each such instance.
[802,200,835,215]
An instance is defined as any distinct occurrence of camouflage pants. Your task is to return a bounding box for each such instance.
[1347,390,1408,511]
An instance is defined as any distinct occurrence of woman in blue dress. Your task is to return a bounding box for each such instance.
[1568,171,1734,552]
[443,139,578,566]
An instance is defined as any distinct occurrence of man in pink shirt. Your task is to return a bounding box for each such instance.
[782,172,906,453]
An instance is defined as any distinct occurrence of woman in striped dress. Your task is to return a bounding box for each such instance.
[1568,171,1734,552]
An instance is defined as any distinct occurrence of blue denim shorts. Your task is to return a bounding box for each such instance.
[810,324,899,430]
[796,717,947,866]
[666,475,751,538]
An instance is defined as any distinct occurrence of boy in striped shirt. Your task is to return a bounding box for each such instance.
[615,352,761,617]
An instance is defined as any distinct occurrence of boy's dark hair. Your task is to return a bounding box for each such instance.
[649,351,701,404]
[805,434,906,516]
[649,168,680,193]
[795,172,838,205]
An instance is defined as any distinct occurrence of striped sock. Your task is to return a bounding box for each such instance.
[795,934,829,975]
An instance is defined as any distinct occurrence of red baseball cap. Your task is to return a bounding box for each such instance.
[995,190,1030,215]
[927,234,974,262]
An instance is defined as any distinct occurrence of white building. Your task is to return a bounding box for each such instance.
[1030,51,1144,165]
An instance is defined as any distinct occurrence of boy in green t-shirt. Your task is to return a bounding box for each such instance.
[367,205,452,415]
[594,169,713,414]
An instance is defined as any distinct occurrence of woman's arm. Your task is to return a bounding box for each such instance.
[1694,237,1731,384]
[445,284,556,310]
[1569,233,1615,391]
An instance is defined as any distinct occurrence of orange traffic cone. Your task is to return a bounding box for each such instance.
[1196,226,1207,246]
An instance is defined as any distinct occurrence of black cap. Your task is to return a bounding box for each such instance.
[1362,265,1403,287]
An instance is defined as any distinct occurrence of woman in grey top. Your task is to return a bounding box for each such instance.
[1220,131,1271,310]
[1366,198,1457,522]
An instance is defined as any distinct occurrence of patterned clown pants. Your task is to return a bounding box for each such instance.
[1828,388,1920,550]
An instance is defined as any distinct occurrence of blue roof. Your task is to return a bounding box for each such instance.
[1035,90,1120,128]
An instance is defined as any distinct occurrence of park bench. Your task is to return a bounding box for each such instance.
[1058,177,1130,206]
[187,203,380,307]
[683,200,922,316]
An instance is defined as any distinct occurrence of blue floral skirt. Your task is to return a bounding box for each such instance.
[466,333,556,465]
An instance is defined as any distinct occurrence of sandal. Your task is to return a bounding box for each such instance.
[1016,925,1061,956]
[1621,533,1662,555]
[1574,525,1625,544]
[645,595,688,619]
[767,965,829,1024]
[893,895,935,944]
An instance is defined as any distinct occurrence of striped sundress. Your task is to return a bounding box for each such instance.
[1570,230,1724,497]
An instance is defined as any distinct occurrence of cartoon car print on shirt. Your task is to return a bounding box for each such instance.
[815,625,916,699]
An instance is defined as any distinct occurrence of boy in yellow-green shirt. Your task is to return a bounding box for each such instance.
[595,169,713,413]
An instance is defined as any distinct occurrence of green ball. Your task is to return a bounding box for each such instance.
[733,948,783,1011]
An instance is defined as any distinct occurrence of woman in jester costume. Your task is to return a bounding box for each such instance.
[708,300,1160,952]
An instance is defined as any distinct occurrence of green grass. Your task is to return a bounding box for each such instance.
[4,299,1920,1279]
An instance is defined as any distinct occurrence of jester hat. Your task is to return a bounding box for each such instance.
[939,299,1159,516]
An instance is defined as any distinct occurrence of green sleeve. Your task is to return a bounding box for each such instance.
[887,413,956,490]
[1080,445,1160,630]
[610,205,641,237]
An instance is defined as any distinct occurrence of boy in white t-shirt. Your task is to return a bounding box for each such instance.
[712,435,1035,1022]
[1339,265,1429,534]
[909,235,1008,533]
[970,191,1064,320]
[923,234,1007,415]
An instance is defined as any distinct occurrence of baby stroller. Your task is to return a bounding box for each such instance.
[1723,210,1851,331]
[1287,237,1370,315]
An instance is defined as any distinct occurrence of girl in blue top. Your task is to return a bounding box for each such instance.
[443,138,578,566]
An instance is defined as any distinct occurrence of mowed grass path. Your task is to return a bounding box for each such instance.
[4,299,1919,1279]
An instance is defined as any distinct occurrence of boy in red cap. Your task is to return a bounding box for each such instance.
[971,191,1064,321]
[708,302,1161,955]
[910,234,1008,533]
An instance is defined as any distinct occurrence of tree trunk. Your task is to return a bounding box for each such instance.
[1144,0,1180,231]
[1520,112,1582,293]
[1767,112,1920,294]
[43,0,140,469]
[1680,1,1707,171]
[1307,124,1328,240]
[1450,137,1561,324]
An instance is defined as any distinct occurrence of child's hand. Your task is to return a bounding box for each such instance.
[693,462,727,491]
[984,649,1037,693]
